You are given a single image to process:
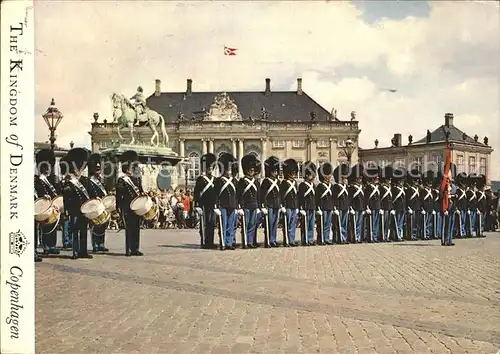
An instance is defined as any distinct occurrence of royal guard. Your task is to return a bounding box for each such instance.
[474,174,487,237]
[237,154,261,248]
[59,155,73,249]
[363,165,381,242]
[454,172,468,237]
[280,158,299,246]
[421,171,435,240]
[391,167,406,241]
[260,156,281,247]
[116,150,144,256]
[431,173,442,239]
[485,186,497,232]
[231,158,241,247]
[379,165,393,242]
[316,162,334,245]
[348,164,365,243]
[441,163,457,246]
[214,152,238,250]
[466,173,478,237]
[298,161,316,246]
[86,153,109,252]
[194,153,217,249]
[62,148,93,259]
[332,164,350,244]
[405,169,420,240]
[34,149,60,256]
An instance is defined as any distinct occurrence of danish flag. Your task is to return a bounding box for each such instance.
[224,46,237,56]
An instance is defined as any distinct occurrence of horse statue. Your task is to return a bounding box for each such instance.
[111,93,168,146]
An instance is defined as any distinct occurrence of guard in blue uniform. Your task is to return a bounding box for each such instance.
[86,153,109,252]
[379,166,393,242]
[405,170,420,240]
[332,164,350,244]
[391,167,406,241]
[194,153,217,249]
[363,165,381,242]
[298,161,316,246]
[62,148,93,259]
[116,150,144,256]
[465,173,477,237]
[421,171,435,240]
[454,172,468,237]
[237,154,261,248]
[474,174,487,237]
[431,174,442,239]
[280,159,299,246]
[316,162,334,245]
[34,149,60,256]
[214,152,238,250]
[260,156,281,247]
[348,164,365,243]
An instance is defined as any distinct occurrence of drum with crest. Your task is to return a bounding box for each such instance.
[102,195,120,219]
[130,195,158,221]
[80,199,110,226]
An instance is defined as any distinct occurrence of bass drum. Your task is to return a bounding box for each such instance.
[130,195,158,221]
[35,197,59,225]
[52,196,64,213]
[81,199,110,226]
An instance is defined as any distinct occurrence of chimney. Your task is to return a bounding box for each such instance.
[186,79,193,96]
[393,133,402,147]
[265,78,271,96]
[297,78,303,95]
[444,112,454,127]
[154,79,161,96]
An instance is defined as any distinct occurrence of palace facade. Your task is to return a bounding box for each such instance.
[359,113,494,183]
[89,78,361,188]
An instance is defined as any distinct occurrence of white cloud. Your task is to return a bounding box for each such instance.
[35,1,499,178]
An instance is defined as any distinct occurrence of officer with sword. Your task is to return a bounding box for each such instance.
[259,156,281,247]
[237,154,261,249]
[316,162,334,245]
[194,153,217,249]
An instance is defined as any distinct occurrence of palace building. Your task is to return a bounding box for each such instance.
[359,113,494,183]
[89,78,361,188]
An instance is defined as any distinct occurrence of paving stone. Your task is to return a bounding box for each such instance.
[36,230,500,353]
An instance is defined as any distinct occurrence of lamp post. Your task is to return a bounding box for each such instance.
[42,98,63,151]
[181,159,190,188]
[343,138,355,166]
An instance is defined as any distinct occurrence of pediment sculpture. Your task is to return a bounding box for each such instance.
[209,92,242,121]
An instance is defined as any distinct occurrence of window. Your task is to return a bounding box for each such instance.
[272,140,285,149]
[394,158,405,167]
[411,157,423,172]
[337,140,345,147]
[480,157,486,175]
[431,153,442,171]
[291,140,305,149]
[378,159,389,167]
[187,152,200,183]
[468,156,476,174]
[317,139,329,148]
[456,154,464,173]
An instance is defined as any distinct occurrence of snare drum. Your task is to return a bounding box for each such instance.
[102,195,120,219]
[35,197,60,225]
[130,195,158,221]
[80,199,110,226]
[52,196,64,213]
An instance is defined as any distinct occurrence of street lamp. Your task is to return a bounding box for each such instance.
[42,98,63,151]
[181,159,190,188]
[343,138,355,166]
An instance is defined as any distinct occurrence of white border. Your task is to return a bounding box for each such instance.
[1,1,35,353]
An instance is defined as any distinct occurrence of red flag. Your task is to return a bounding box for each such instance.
[224,46,237,56]
[440,147,452,213]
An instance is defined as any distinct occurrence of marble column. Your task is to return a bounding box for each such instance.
[231,138,237,157]
[260,138,267,177]
[179,138,185,183]
[202,139,207,154]
[238,139,244,177]
[208,139,214,154]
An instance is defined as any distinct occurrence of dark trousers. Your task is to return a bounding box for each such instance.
[200,206,216,246]
[39,222,57,250]
[92,223,107,249]
[34,221,39,256]
[71,215,89,256]
[124,211,141,252]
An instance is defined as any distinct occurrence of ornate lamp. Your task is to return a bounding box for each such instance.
[343,138,355,166]
[42,98,63,151]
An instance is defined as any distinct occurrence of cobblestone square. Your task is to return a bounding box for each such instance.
[36,230,500,354]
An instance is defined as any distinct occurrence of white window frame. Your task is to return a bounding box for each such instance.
[272,139,285,149]
[187,152,200,183]
[291,140,305,149]
[317,139,329,148]
[468,156,476,173]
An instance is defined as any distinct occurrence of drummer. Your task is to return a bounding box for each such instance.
[87,153,109,253]
[62,147,93,259]
[59,155,73,249]
[116,150,145,256]
[34,149,60,256]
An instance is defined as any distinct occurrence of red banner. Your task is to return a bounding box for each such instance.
[440,148,451,213]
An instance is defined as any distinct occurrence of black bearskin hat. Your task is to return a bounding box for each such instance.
[423,170,436,184]
[476,174,486,187]
[241,154,259,174]
[318,162,333,182]
[264,156,280,176]
[282,158,298,178]
[467,173,481,186]
[333,163,350,183]
[120,150,139,163]
[35,149,56,166]
[218,152,236,173]
[200,153,216,172]
[349,163,364,182]
[381,165,393,181]
[302,161,317,178]
[456,172,468,185]
[67,148,90,171]
[88,153,102,173]
[59,154,69,176]
[391,166,407,182]
[364,165,380,180]
[406,169,421,182]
